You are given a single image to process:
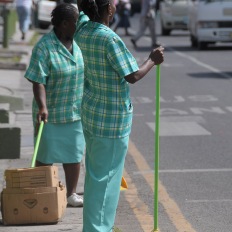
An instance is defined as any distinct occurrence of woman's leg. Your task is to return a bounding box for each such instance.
[83,130,129,232]
[148,17,157,46]
[63,163,80,197]
[16,7,24,32]
[132,17,147,42]
[16,6,31,39]
[63,163,83,207]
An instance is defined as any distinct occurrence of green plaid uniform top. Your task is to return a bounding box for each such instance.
[74,12,139,138]
[25,30,84,124]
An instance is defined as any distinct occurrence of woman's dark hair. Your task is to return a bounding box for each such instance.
[51,3,78,27]
[81,0,110,21]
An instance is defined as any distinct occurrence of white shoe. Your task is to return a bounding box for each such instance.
[67,193,83,207]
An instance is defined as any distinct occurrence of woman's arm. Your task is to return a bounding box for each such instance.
[124,46,164,84]
[32,82,48,123]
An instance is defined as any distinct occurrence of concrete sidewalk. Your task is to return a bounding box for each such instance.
[0,26,85,231]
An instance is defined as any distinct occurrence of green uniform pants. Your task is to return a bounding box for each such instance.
[83,130,129,232]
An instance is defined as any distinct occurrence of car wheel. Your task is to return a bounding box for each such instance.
[161,24,171,36]
[198,41,208,50]
[38,22,50,30]
[190,34,197,47]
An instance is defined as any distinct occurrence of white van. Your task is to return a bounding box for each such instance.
[160,0,189,35]
[37,0,77,29]
[37,0,57,29]
[188,0,232,49]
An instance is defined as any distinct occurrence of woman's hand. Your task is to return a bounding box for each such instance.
[35,107,48,137]
[149,46,164,65]
[32,82,48,123]
[37,107,48,124]
[124,46,165,84]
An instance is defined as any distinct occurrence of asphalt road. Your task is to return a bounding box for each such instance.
[113,13,232,232]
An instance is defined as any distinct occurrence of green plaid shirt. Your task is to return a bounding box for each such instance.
[25,30,84,124]
[74,12,139,138]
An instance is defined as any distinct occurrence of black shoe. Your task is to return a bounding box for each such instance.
[21,33,25,40]
[131,39,137,47]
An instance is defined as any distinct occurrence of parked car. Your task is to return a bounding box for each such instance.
[159,0,189,35]
[37,0,77,29]
[188,0,232,50]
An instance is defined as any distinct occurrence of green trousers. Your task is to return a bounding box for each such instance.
[83,130,129,232]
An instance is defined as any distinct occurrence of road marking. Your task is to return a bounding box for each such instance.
[186,199,232,203]
[153,106,232,116]
[133,168,232,175]
[122,170,156,232]
[133,113,144,117]
[160,95,219,103]
[127,140,197,232]
[190,107,226,115]
[147,121,211,136]
[160,116,205,123]
[131,96,153,104]
[160,168,232,173]
[167,47,232,79]
[131,95,218,104]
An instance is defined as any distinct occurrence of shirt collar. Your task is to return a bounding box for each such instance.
[87,20,109,31]
[49,30,77,63]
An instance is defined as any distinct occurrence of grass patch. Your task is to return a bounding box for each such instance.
[29,31,40,46]
[113,227,122,232]
[0,55,21,63]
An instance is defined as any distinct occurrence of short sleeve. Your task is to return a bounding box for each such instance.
[24,44,49,85]
[107,36,139,79]
[75,11,89,33]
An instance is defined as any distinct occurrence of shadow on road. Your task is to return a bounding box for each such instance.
[188,72,232,79]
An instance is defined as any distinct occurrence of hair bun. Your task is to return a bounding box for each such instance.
[88,0,95,6]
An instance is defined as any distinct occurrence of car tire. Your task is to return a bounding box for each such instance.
[161,24,171,36]
[190,34,197,47]
[38,21,50,30]
[198,41,208,50]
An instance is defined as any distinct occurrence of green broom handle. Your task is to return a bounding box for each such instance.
[154,64,160,231]
[31,121,44,168]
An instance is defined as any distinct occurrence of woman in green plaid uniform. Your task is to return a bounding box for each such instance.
[75,0,164,231]
[25,4,85,207]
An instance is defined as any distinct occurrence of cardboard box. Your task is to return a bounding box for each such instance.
[4,166,59,188]
[1,185,67,225]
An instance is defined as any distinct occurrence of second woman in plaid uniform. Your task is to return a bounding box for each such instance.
[75,0,164,231]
